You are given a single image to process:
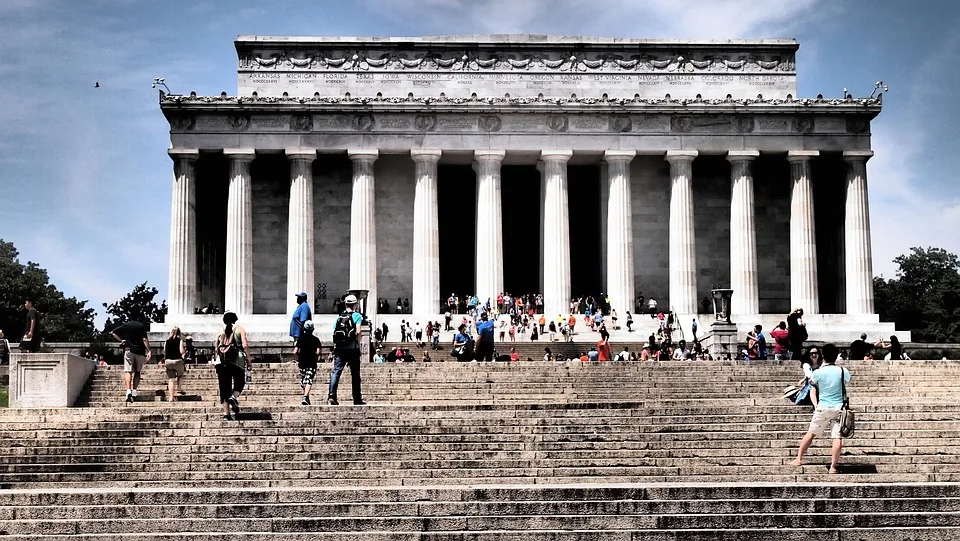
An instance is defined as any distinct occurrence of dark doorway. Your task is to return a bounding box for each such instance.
[501,165,541,296]
[568,165,603,298]
[438,164,476,301]
[194,153,228,311]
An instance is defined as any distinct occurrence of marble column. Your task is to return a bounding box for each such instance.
[603,150,636,316]
[844,150,875,315]
[349,149,379,313]
[285,149,316,314]
[665,150,698,315]
[473,150,506,308]
[541,150,573,318]
[412,149,442,314]
[223,149,255,315]
[727,150,760,315]
[788,150,820,314]
[167,149,199,318]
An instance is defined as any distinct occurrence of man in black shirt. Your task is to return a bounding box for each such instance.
[111,320,151,403]
[294,320,321,406]
[848,333,871,360]
[20,298,40,353]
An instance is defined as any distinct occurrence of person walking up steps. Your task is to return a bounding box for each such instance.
[214,312,249,420]
[294,320,321,406]
[162,327,187,402]
[289,292,312,343]
[791,344,851,474]
[111,319,151,403]
[328,294,365,405]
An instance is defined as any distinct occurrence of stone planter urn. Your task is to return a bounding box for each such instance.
[711,288,734,324]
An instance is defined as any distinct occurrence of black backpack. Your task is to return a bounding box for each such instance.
[332,311,358,347]
[217,331,239,364]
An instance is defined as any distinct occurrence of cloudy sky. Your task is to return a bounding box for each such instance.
[0,0,957,322]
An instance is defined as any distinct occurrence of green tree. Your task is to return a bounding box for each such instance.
[0,239,97,342]
[875,247,960,342]
[102,282,167,332]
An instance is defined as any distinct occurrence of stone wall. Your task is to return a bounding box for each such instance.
[375,155,416,307]
[631,156,670,311]
[754,156,792,314]
[251,155,289,314]
[314,155,352,313]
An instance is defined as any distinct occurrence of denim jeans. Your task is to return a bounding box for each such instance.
[329,349,363,403]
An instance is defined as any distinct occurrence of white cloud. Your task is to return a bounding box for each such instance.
[361,0,825,37]
[867,32,960,277]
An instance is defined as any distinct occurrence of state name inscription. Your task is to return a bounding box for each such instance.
[239,72,795,99]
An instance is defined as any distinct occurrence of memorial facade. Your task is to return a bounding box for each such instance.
[157,35,901,340]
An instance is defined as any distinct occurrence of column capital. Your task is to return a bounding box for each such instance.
[726,150,760,162]
[786,150,820,162]
[540,150,573,162]
[603,150,636,163]
[665,150,698,164]
[348,149,379,162]
[168,148,199,162]
[474,150,506,162]
[411,149,442,163]
[223,148,256,162]
[285,149,317,162]
[843,150,874,162]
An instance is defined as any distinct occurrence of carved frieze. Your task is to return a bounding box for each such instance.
[546,115,569,132]
[353,114,375,132]
[415,114,438,132]
[845,117,870,134]
[609,116,632,133]
[736,116,754,134]
[478,115,502,132]
[238,50,796,74]
[170,115,195,131]
[792,116,814,134]
[227,114,251,131]
[290,114,313,131]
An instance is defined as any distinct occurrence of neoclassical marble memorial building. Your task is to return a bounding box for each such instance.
[157,35,902,340]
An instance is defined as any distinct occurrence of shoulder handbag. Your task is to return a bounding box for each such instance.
[839,368,856,438]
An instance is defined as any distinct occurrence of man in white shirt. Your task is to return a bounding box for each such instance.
[672,340,690,360]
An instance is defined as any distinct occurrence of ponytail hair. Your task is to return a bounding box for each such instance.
[222,312,239,343]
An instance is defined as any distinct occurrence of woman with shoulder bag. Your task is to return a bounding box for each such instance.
[163,327,187,402]
[215,312,249,421]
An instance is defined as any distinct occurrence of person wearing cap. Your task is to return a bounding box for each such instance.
[289,292,313,342]
[328,294,365,405]
[294,320,322,406]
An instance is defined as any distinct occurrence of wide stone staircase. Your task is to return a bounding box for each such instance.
[2,359,960,538]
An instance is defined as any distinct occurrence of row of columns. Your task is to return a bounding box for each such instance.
[167,148,876,319]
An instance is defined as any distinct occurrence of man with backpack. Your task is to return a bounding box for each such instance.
[328,294,365,405]
[791,343,852,474]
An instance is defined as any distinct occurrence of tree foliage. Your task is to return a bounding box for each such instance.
[0,239,97,342]
[874,247,960,343]
[102,282,167,332]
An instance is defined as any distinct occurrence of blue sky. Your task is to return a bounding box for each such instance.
[1,0,958,324]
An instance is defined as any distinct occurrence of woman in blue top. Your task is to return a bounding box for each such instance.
[452,324,473,362]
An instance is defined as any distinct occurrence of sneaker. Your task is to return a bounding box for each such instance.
[222,414,233,421]
[301,395,311,406]
[353,400,367,406]
[125,393,134,403]
[328,398,339,405]
[131,389,139,397]
[227,396,240,414]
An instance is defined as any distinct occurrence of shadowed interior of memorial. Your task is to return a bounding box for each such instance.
[438,164,477,303]
[184,151,847,317]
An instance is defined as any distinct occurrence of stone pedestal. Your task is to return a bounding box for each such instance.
[844,150,875,315]
[349,150,379,312]
[666,150,698,315]
[727,151,759,315]
[10,353,95,408]
[473,150,506,308]
[286,150,317,313]
[167,149,199,317]
[707,322,740,359]
[541,150,573,318]
[604,151,636,315]
[224,149,255,315]
[412,150,442,315]
[788,150,820,314]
